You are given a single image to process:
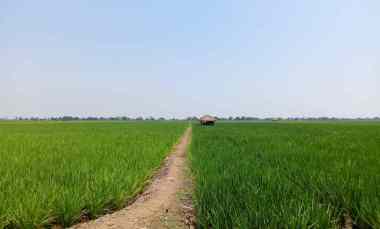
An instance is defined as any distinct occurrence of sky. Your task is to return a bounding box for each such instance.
[1,0,379,118]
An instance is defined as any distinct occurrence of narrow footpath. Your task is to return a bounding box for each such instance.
[71,127,194,229]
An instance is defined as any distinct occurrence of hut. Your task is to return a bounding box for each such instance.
[200,115,216,126]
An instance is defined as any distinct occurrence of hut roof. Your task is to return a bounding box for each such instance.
[200,115,217,122]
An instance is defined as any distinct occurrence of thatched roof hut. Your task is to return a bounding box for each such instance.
[200,115,216,125]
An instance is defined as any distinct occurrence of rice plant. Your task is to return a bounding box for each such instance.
[0,121,186,228]
[190,122,380,228]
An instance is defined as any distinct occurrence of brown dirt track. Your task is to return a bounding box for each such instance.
[70,127,194,229]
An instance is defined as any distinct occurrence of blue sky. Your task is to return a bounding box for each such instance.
[1,0,379,118]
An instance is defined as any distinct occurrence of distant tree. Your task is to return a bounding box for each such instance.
[186,116,197,121]
[216,117,227,121]
[61,116,80,121]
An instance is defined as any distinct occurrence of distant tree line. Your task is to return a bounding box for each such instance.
[1,116,380,121]
[8,116,181,121]
[213,116,380,121]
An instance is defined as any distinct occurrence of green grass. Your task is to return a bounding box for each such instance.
[191,122,380,228]
[0,121,187,228]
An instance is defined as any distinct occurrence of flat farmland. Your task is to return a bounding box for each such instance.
[0,121,186,228]
[191,122,380,228]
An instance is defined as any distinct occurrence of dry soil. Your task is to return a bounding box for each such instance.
[70,127,194,229]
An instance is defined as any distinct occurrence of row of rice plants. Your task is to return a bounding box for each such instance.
[190,122,380,228]
[0,121,187,228]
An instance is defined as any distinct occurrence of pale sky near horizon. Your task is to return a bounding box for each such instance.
[1,1,379,118]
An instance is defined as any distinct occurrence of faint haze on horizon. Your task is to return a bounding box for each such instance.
[1,0,379,119]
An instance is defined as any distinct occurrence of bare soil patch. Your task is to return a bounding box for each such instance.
[70,127,194,229]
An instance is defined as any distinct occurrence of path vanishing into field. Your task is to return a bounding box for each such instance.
[71,127,194,229]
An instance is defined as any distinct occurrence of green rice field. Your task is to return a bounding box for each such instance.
[191,122,380,228]
[0,121,186,228]
[2,121,380,228]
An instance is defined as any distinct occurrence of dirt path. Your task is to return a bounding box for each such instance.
[70,127,194,229]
